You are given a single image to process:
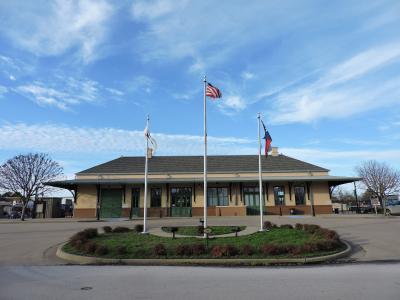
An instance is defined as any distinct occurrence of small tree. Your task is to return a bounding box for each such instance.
[356,160,400,214]
[0,153,63,220]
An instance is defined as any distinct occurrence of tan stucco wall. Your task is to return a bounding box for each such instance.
[74,181,332,211]
[76,185,97,209]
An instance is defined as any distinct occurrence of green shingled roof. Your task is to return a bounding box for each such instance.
[77,155,329,175]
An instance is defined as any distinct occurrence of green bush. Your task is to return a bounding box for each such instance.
[153,244,167,256]
[303,224,320,234]
[112,226,130,233]
[103,226,112,233]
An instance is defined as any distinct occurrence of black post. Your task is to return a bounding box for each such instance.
[354,181,360,214]
[96,184,101,221]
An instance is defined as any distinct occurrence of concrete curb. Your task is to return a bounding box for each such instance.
[56,240,352,266]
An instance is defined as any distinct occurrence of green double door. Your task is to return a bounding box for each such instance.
[170,187,192,217]
[131,188,140,217]
[100,189,122,218]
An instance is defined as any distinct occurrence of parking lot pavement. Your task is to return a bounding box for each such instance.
[1,264,400,300]
[0,214,399,265]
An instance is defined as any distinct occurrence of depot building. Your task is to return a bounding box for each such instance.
[48,147,359,219]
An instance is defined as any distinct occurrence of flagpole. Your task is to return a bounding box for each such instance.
[203,75,208,237]
[142,114,149,234]
[257,112,264,231]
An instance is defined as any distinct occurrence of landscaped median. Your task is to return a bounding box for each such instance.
[57,222,351,266]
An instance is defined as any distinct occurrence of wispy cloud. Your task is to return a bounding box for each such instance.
[15,76,123,110]
[0,85,8,98]
[268,42,400,124]
[0,0,114,63]
[0,123,254,156]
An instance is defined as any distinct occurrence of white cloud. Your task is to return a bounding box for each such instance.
[9,75,16,81]
[268,43,400,124]
[15,75,123,110]
[218,95,247,114]
[0,0,114,63]
[0,123,254,156]
[127,75,153,94]
[241,72,255,80]
[132,0,182,20]
[0,85,8,97]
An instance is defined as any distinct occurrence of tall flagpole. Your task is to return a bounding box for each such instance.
[257,112,264,231]
[203,76,208,237]
[142,114,149,234]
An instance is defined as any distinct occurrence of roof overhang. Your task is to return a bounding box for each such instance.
[46,175,361,190]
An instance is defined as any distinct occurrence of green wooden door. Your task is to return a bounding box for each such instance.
[170,187,192,217]
[100,189,122,218]
[131,188,140,217]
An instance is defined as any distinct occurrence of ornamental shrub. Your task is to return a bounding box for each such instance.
[263,221,273,230]
[303,224,320,234]
[241,244,254,256]
[211,245,238,258]
[197,226,204,235]
[153,244,167,256]
[103,226,112,233]
[134,224,144,232]
[302,243,318,253]
[192,244,206,255]
[116,245,128,255]
[175,245,193,256]
[295,223,304,230]
[112,226,130,233]
[280,224,293,229]
[72,239,86,250]
[84,242,97,254]
[315,228,339,241]
[95,245,109,256]
[260,244,289,256]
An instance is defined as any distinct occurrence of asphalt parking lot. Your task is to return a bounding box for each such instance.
[0,214,399,266]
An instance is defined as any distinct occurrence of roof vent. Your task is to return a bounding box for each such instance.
[271,147,279,157]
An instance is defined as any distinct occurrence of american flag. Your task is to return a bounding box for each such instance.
[261,120,272,157]
[206,83,222,98]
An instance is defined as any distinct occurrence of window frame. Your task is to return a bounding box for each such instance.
[207,187,229,207]
[294,185,306,205]
[273,186,285,206]
[150,187,162,207]
[243,186,260,207]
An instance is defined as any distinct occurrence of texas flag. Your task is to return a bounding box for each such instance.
[261,120,272,157]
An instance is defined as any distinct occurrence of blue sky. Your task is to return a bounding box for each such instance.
[0,0,399,187]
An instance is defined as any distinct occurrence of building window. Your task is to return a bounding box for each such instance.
[207,187,228,206]
[294,186,305,205]
[243,187,260,206]
[171,187,192,207]
[274,186,285,205]
[151,188,161,207]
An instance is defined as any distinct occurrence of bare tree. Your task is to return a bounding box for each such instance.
[0,153,63,220]
[356,160,400,214]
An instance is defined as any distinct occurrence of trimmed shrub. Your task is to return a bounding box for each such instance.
[112,226,130,233]
[303,224,320,234]
[315,228,339,241]
[241,244,254,256]
[95,245,109,256]
[315,240,340,251]
[295,223,304,230]
[175,245,193,256]
[72,239,86,250]
[280,224,293,229]
[103,226,112,233]
[260,244,288,256]
[70,228,98,244]
[153,244,167,256]
[197,226,204,235]
[287,245,302,256]
[84,242,97,254]
[192,244,206,255]
[263,221,273,230]
[302,243,318,253]
[116,245,128,255]
[211,245,238,258]
[134,224,144,233]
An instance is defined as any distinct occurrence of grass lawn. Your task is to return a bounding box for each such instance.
[63,226,346,260]
[161,226,246,236]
